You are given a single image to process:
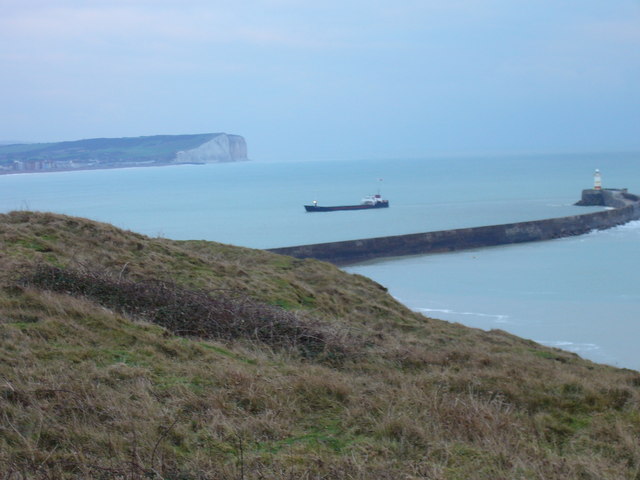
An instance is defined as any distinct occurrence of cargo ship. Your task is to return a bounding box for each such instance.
[304,194,389,212]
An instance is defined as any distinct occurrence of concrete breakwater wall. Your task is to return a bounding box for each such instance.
[268,189,640,266]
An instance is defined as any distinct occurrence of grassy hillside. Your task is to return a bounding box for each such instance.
[1,211,639,479]
[0,134,220,165]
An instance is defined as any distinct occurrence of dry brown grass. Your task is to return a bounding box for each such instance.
[1,211,640,479]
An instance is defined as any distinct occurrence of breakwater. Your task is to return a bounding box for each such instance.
[269,189,640,266]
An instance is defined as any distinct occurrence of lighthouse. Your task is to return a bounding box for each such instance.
[594,169,602,190]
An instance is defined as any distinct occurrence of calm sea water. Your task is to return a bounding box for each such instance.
[1,153,638,370]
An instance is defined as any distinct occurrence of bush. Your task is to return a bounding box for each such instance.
[21,264,357,361]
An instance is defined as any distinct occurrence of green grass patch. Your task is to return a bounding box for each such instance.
[197,342,257,365]
[15,239,52,252]
[257,420,356,455]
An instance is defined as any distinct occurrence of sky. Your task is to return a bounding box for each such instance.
[1,0,639,161]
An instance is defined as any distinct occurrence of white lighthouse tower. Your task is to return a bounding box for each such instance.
[594,169,602,190]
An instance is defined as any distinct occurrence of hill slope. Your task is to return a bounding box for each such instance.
[0,133,248,173]
[1,211,639,479]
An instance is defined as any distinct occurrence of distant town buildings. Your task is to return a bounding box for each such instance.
[0,159,90,172]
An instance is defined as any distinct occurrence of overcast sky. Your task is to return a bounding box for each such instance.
[1,0,639,160]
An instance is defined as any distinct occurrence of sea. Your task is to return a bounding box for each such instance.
[1,152,638,370]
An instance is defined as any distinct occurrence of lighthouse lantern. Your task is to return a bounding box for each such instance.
[594,169,602,190]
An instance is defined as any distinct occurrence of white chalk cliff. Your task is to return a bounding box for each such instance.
[174,134,248,163]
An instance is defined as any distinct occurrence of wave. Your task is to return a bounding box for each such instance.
[538,340,600,354]
[416,307,509,323]
[617,219,640,231]
[588,219,640,237]
[545,203,574,208]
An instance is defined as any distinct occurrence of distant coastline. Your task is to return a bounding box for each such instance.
[0,161,211,176]
[0,133,248,175]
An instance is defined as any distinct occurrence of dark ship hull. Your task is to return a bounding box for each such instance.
[304,201,389,212]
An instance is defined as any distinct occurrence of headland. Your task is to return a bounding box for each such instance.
[269,188,640,266]
[0,133,248,174]
[3,210,640,477]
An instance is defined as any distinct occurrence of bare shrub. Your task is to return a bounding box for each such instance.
[20,264,357,362]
